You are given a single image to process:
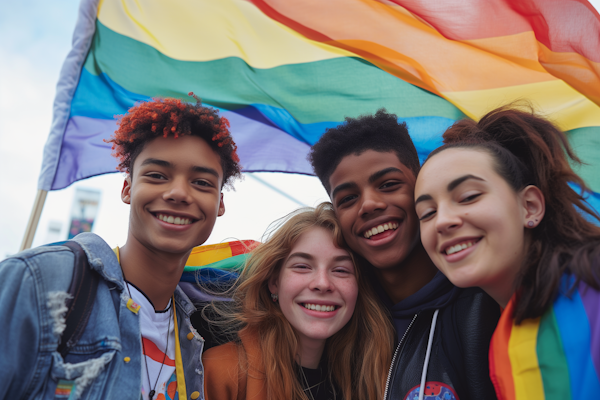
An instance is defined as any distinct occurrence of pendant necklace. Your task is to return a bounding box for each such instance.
[124,281,171,400]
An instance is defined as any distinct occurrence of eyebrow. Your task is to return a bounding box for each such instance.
[331,167,404,199]
[415,174,485,205]
[447,174,484,191]
[140,158,220,178]
[287,252,352,262]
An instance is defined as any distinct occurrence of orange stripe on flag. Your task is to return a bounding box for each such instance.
[490,300,517,400]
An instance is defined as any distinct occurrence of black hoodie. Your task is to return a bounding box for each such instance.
[377,271,460,342]
[372,271,500,400]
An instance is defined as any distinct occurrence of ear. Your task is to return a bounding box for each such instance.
[121,176,132,205]
[268,271,280,295]
[521,185,545,228]
[217,193,225,217]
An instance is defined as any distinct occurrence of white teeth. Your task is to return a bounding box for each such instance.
[156,214,192,225]
[303,303,335,312]
[446,241,474,255]
[363,222,399,238]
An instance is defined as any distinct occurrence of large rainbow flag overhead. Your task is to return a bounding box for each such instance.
[40,0,600,202]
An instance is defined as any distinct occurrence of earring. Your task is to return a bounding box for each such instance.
[527,221,534,227]
[271,293,278,302]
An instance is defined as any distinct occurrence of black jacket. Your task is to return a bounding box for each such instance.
[384,287,500,400]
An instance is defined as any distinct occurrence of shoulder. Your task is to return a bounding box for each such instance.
[204,341,240,366]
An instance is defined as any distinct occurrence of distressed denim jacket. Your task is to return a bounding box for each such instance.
[0,233,205,400]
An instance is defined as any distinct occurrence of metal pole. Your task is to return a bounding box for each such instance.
[20,189,48,251]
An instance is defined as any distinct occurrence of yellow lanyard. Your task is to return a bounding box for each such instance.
[114,247,187,399]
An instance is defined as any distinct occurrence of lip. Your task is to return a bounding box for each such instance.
[299,303,341,319]
[150,210,200,231]
[440,236,482,263]
[150,210,199,220]
[358,218,403,247]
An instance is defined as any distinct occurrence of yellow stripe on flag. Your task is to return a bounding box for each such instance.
[442,79,600,131]
[186,243,234,267]
[97,0,354,67]
[507,317,545,399]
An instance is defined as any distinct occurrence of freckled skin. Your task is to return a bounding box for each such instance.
[269,227,358,366]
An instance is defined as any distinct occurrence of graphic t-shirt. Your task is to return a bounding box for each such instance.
[128,283,178,400]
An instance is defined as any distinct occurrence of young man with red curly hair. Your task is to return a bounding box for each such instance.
[0,95,241,400]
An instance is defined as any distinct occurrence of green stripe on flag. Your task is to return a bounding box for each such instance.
[537,307,572,400]
[83,20,465,123]
[566,126,600,193]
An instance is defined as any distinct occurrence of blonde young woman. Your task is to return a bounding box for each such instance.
[202,203,394,400]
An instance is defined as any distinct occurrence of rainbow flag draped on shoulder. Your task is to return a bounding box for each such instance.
[490,275,600,399]
[40,0,600,206]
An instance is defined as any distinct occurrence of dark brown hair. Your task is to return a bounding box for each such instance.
[426,104,600,323]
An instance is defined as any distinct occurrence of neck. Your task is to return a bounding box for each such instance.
[119,234,190,310]
[374,243,438,304]
[486,277,517,310]
[297,337,326,369]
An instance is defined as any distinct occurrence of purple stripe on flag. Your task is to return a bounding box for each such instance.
[579,281,600,379]
[51,111,314,190]
[225,112,314,175]
[52,116,118,190]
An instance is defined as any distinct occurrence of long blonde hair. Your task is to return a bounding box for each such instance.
[205,202,394,399]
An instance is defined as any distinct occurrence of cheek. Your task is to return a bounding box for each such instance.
[340,279,359,310]
[419,222,436,253]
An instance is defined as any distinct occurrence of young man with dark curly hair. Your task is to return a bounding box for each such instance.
[0,94,241,400]
[309,109,500,400]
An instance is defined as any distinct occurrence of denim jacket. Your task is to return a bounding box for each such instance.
[0,233,205,400]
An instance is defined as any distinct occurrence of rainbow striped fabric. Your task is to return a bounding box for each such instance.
[180,240,259,285]
[40,0,600,199]
[489,275,600,399]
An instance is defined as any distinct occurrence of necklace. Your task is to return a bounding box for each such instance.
[123,279,172,400]
[299,365,329,400]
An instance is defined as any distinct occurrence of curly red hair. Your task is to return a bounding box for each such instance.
[106,94,241,187]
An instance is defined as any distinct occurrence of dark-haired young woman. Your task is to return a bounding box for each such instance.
[414,105,600,399]
[202,204,394,400]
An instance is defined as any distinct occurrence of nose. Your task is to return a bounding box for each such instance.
[163,177,192,204]
[359,189,386,216]
[435,203,462,234]
[309,268,334,292]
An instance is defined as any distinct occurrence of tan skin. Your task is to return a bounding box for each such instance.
[119,136,225,310]
[329,150,437,304]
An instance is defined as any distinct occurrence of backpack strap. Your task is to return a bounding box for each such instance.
[57,241,100,358]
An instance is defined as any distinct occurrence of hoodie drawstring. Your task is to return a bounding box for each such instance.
[418,309,440,400]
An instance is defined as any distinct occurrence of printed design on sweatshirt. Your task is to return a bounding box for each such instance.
[404,381,458,400]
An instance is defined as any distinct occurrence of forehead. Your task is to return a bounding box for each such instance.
[329,150,415,189]
[417,148,496,190]
[133,135,223,173]
[290,227,346,254]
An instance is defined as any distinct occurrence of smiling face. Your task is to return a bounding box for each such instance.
[415,148,529,305]
[121,135,225,256]
[328,150,420,270]
[268,227,358,353]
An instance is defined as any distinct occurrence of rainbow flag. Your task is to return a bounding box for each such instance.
[180,240,259,285]
[489,276,600,399]
[40,0,600,201]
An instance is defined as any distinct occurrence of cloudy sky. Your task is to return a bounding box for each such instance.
[1,1,599,260]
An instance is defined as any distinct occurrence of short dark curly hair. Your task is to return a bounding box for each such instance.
[309,108,420,194]
[106,94,242,188]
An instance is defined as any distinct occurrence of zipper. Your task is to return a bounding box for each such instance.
[383,313,418,400]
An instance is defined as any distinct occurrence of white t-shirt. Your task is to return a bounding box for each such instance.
[128,283,178,400]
